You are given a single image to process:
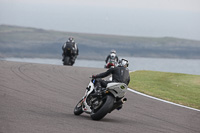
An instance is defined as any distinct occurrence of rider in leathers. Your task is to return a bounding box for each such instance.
[92,58,130,88]
[92,58,130,110]
[62,37,79,62]
[105,50,119,65]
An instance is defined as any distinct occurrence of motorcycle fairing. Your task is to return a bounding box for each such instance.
[106,82,127,98]
[82,80,94,113]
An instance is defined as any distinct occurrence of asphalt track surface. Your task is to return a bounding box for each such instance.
[0,61,200,133]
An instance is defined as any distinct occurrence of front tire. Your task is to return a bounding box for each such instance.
[74,100,83,115]
[90,95,114,120]
[63,56,71,65]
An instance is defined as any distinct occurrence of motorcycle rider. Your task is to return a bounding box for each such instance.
[105,50,119,65]
[92,58,130,110]
[93,58,130,88]
[62,37,79,62]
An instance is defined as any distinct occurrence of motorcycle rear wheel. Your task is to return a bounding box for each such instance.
[90,95,114,120]
[74,100,83,115]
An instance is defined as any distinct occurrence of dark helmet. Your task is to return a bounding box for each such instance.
[68,37,75,43]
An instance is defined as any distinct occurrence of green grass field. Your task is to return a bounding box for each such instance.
[128,71,200,109]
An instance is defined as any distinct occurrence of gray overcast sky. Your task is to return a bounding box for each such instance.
[0,0,200,40]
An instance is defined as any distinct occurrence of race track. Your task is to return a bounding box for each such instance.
[0,61,200,133]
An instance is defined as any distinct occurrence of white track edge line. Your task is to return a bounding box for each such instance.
[127,88,200,112]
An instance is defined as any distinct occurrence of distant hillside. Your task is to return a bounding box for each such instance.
[0,24,200,60]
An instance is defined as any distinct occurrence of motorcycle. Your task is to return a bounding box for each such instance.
[74,78,128,120]
[62,47,77,66]
[104,59,118,68]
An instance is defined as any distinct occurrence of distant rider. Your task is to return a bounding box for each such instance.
[105,50,119,66]
[62,37,79,61]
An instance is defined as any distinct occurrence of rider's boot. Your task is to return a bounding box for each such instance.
[116,98,127,110]
[116,105,123,110]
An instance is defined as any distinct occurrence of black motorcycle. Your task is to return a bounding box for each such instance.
[62,46,77,66]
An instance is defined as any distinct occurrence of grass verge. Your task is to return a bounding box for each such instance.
[128,70,200,109]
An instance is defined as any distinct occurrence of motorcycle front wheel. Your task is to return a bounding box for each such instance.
[90,95,114,120]
[74,99,83,115]
[63,56,71,65]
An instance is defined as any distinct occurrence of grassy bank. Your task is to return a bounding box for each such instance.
[128,71,200,109]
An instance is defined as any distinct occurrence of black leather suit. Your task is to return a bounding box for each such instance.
[95,66,130,88]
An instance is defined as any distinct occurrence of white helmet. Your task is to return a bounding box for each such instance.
[120,58,129,67]
[110,53,116,59]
